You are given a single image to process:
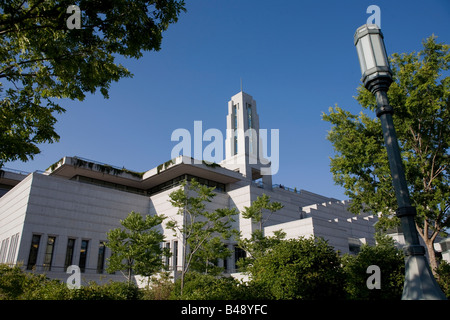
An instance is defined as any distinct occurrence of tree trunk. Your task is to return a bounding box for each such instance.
[180,269,185,297]
[127,259,133,286]
[424,238,439,277]
[416,219,440,277]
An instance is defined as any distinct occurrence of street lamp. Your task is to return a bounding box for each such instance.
[354,24,446,300]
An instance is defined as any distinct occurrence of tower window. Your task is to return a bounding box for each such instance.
[233,104,238,155]
[247,103,252,129]
[233,104,238,129]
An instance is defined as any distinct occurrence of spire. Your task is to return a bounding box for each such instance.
[221,91,273,188]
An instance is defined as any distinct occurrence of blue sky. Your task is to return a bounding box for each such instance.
[5,0,450,200]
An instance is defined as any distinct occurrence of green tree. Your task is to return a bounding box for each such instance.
[241,193,284,231]
[166,179,238,296]
[141,271,174,300]
[0,0,186,168]
[170,272,242,300]
[435,260,450,298]
[106,211,169,285]
[248,237,346,300]
[342,233,405,300]
[0,263,142,300]
[189,236,232,276]
[322,35,450,272]
[0,264,71,300]
[237,193,285,271]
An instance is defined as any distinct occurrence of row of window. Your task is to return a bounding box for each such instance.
[25,234,248,275]
[71,174,226,197]
[162,240,246,273]
[71,175,147,196]
[26,234,107,274]
[233,104,238,155]
[148,174,226,195]
[231,102,254,156]
[0,233,20,265]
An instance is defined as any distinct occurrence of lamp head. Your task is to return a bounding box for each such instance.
[354,24,392,93]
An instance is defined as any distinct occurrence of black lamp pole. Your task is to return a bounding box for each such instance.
[354,24,446,300]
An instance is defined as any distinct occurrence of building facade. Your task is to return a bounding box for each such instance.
[0,91,448,285]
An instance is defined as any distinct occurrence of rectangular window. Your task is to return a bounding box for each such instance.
[223,245,229,273]
[43,236,56,271]
[79,240,89,273]
[0,238,9,263]
[6,233,20,265]
[234,245,246,272]
[247,103,252,128]
[173,241,178,271]
[233,104,238,128]
[97,241,106,274]
[27,234,41,270]
[165,242,170,269]
[233,104,238,155]
[64,238,76,270]
[348,238,362,255]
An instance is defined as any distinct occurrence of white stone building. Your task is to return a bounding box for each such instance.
[0,91,447,285]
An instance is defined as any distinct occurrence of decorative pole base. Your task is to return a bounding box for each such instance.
[402,255,447,300]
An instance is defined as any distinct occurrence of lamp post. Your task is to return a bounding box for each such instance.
[354,24,446,300]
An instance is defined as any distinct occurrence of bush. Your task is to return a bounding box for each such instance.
[0,264,28,299]
[0,264,140,300]
[247,237,346,300]
[70,281,141,300]
[141,272,175,300]
[435,260,450,298]
[171,272,244,300]
[0,264,70,300]
[341,234,405,300]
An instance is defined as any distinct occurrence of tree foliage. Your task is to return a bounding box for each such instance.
[241,193,284,231]
[237,194,285,271]
[171,272,241,300]
[0,264,141,300]
[435,260,450,298]
[322,35,450,270]
[166,179,238,295]
[247,237,346,300]
[106,211,169,284]
[341,233,405,300]
[0,0,186,167]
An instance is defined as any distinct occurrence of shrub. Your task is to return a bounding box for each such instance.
[70,281,141,300]
[141,272,175,300]
[0,264,140,300]
[0,264,70,300]
[435,260,450,298]
[342,234,405,300]
[247,237,346,300]
[171,272,243,300]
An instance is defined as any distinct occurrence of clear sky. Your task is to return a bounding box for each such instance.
[5,0,450,200]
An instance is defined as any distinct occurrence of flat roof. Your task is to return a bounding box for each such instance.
[46,156,242,190]
[0,168,29,187]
